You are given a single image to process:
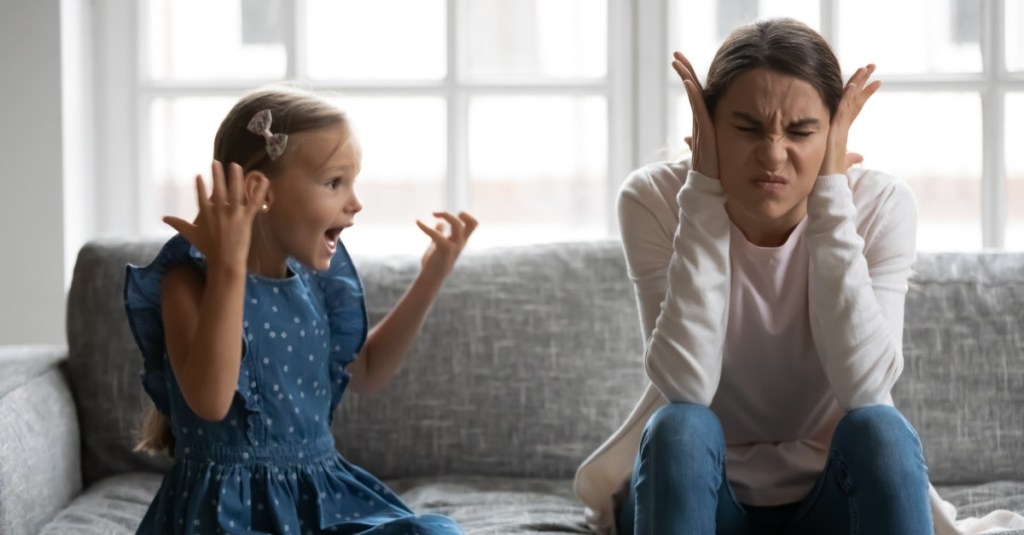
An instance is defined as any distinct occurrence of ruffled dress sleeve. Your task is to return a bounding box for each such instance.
[123,234,208,415]
[304,240,368,421]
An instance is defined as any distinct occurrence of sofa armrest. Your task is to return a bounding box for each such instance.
[0,345,82,535]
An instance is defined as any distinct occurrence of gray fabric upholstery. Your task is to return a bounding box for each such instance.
[3,239,1020,533]
[334,241,647,480]
[894,252,1024,484]
[29,473,1024,535]
[64,241,174,487]
[36,473,159,535]
[0,347,82,535]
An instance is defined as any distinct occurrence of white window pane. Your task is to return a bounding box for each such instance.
[848,92,982,251]
[1007,94,1024,250]
[670,0,819,82]
[325,97,447,253]
[837,0,981,75]
[306,0,445,80]
[460,0,607,80]
[146,0,286,81]
[469,96,608,245]
[1008,0,1024,72]
[668,94,695,162]
[148,97,238,235]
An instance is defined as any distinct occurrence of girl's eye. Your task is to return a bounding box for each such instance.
[327,178,342,189]
[736,126,759,133]
[791,131,814,138]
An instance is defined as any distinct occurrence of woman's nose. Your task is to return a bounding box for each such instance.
[755,137,787,170]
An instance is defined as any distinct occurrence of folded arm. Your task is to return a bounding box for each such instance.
[619,166,732,405]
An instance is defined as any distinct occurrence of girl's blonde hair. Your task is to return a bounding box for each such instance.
[136,86,349,455]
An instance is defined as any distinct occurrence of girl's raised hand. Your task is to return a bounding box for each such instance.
[163,161,269,272]
[672,51,718,179]
[415,211,478,282]
[820,64,881,176]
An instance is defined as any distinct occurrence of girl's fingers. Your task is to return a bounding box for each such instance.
[458,211,479,238]
[226,162,244,205]
[209,160,227,204]
[194,174,209,210]
[432,211,465,243]
[162,216,195,237]
[416,219,447,244]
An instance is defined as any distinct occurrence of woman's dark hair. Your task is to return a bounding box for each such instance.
[703,18,844,120]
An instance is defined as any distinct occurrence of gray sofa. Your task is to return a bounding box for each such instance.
[1,239,1022,534]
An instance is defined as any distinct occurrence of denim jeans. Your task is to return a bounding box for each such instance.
[616,403,933,535]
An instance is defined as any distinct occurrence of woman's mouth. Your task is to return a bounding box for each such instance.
[753,174,788,192]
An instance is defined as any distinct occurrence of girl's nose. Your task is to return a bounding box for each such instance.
[346,194,362,215]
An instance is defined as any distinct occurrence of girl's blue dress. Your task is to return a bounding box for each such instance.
[124,235,461,535]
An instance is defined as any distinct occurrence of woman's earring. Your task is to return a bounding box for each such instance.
[260,203,269,213]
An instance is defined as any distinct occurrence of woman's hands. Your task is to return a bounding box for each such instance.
[672,51,719,179]
[416,211,479,283]
[820,64,881,176]
[163,161,269,273]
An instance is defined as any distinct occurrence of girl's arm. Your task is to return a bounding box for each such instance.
[347,211,478,395]
[161,162,269,421]
[161,261,247,421]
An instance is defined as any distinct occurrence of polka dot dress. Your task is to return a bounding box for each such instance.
[125,235,462,534]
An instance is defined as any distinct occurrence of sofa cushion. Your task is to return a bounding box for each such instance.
[35,473,1024,534]
[0,349,81,535]
[64,242,174,487]
[332,241,648,480]
[894,253,1024,484]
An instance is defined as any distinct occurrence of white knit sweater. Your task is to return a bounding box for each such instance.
[573,159,1024,535]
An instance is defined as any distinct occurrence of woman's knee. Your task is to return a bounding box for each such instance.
[833,405,925,475]
[641,402,724,458]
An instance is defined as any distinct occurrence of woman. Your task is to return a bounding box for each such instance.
[574,18,1023,535]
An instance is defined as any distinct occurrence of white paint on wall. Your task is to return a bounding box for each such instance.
[0,0,69,344]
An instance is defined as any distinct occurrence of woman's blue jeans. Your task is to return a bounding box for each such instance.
[616,403,933,535]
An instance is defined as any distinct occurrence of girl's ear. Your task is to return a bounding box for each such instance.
[244,170,272,209]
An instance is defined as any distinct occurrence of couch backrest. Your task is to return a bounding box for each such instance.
[892,252,1024,484]
[65,239,648,485]
[65,240,1023,486]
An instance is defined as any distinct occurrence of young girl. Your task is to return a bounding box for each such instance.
[124,86,476,534]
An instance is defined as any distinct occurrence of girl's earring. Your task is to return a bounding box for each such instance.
[260,203,269,213]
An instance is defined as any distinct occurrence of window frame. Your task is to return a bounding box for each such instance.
[93,0,1024,249]
[642,0,1024,249]
[95,0,633,243]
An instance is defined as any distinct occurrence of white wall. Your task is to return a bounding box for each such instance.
[0,0,85,345]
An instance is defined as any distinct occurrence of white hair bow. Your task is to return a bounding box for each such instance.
[247,109,288,161]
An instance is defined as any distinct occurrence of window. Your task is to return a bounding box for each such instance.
[128,0,619,253]
[660,0,1023,250]
[96,0,1023,251]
